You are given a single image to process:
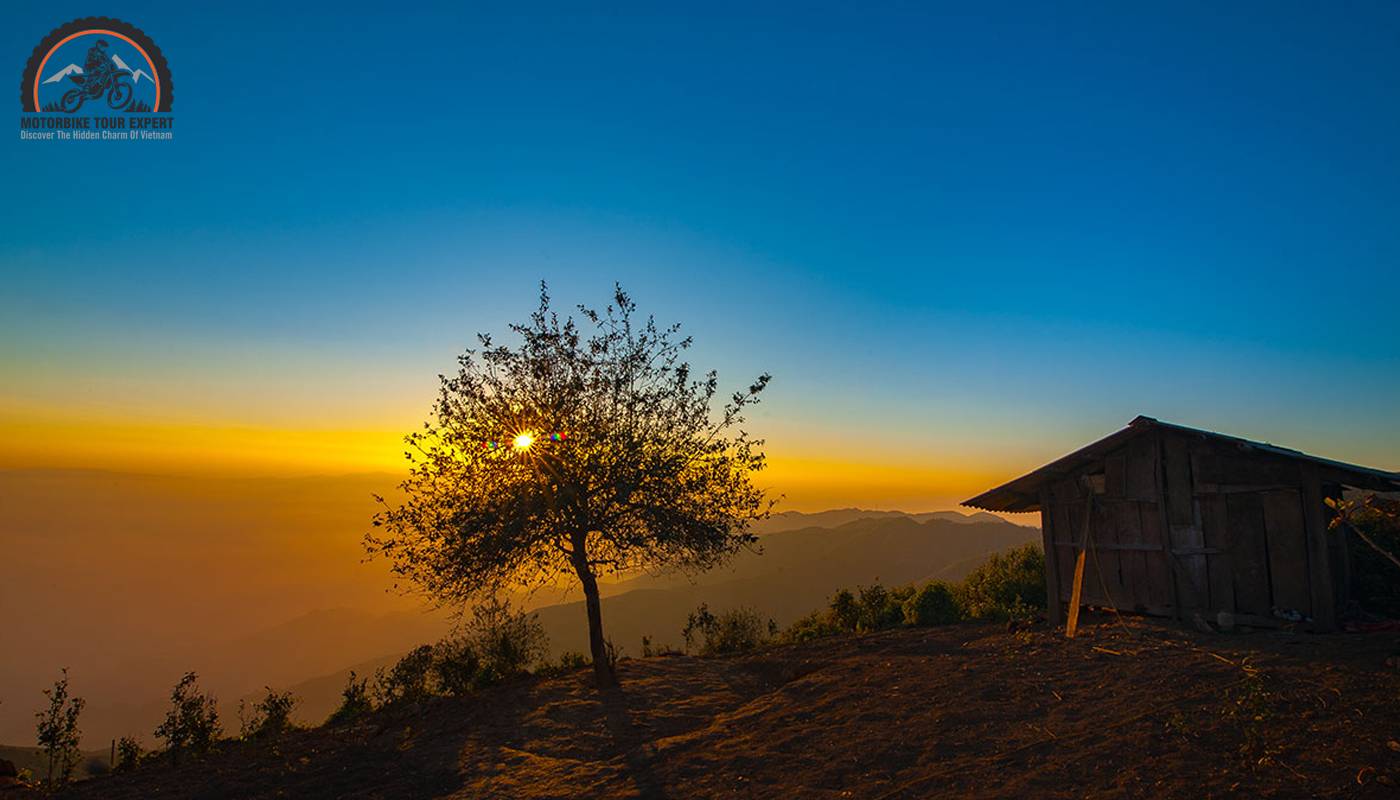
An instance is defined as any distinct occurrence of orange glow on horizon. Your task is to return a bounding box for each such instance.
[0,405,1027,513]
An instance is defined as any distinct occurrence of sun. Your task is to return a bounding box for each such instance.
[512,432,536,450]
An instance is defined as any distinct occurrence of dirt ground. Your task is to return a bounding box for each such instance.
[26,616,1400,799]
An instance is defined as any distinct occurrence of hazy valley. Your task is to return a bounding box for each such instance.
[0,468,1034,745]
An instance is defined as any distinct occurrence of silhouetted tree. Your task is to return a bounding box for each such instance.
[35,668,84,791]
[367,284,772,687]
[154,672,220,765]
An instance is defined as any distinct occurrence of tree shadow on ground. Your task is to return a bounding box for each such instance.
[598,685,668,800]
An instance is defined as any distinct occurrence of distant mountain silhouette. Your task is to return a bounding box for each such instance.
[752,507,1019,534]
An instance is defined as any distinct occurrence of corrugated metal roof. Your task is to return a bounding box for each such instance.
[962,416,1400,513]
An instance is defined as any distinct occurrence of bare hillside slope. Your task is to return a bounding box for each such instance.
[33,618,1400,799]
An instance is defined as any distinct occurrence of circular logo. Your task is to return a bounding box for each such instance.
[20,17,173,113]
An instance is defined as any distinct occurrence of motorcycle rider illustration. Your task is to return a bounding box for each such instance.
[78,39,115,95]
[59,37,135,112]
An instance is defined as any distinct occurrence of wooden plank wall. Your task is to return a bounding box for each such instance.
[1162,434,1210,610]
[1046,433,1171,614]
[1043,429,1340,629]
[1165,432,1331,627]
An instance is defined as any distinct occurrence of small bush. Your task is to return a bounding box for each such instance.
[371,600,549,705]
[958,543,1046,621]
[855,583,909,632]
[783,609,846,643]
[326,671,374,725]
[559,651,589,670]
[114,736,142,772]
[430,636,483,697]
[462,597,548,684]
[239,688,297,740]
[829,589,859,631]
[903,581,963,626]
[683,603,773,655]
[35,668,85,790]
[375,645,435,705]
[534,651,590,678]
[154,672,221,765]
[604,637,621,672]
[641,635,681,657]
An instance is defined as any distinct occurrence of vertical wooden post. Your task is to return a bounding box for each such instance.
[1065,488,1095,639]
[1300,465,1336,631]
[1039,487,1064,626]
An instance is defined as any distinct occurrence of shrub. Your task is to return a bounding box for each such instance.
[641,636,681,658]
[782,609,846,643]
[238,688,297,740]
[683,603,773,655]
[603,637,621,673]
[559,651,589,670]
[430,637,483,697]
[682,603,717,650]
[35,668,85,790]
[855,583,909,632]
[374,645,435,705]
[462,597,548,684]
[903,581,964,626]
[83,755,109,777]
[326,671,374,725]
[373,601,549,705]
[114,736,142,772]
[829,589,859,631]
[958,543,1046,621]
[534,651,590,678]
[154,672,221,765]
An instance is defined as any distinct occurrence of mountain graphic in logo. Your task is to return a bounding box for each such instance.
[41,63,84,84]
[42,54,156,87]
[110,54,154,85]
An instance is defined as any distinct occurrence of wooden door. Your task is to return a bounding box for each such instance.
[1212,488,1311,618]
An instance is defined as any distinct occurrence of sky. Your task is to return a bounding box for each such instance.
[3,1,1399,511]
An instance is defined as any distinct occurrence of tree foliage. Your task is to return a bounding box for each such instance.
[325,671,373,726]
[682,603,775,655]
[957,543,1045,620]
[153,672,221,765]
[114,736,142,772]
[373,645,435,705]
[238,687,298,740]
[35,668,85,790]
[367,284,772,685]
[1328,494,1400,616]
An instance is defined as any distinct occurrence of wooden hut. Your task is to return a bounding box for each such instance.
[963,416,1400,631]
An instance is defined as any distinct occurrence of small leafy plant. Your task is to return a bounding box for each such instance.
[683,603,774,655]
[114,736,142,771]
[238,687,298,740]
[326,671,373,725]
[35,668,85,791]
[374,645,435,705]
[154,672,221,765]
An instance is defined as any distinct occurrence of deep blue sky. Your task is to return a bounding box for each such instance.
[2,2,1398,500]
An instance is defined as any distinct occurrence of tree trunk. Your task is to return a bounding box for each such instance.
[571,544,617,688]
